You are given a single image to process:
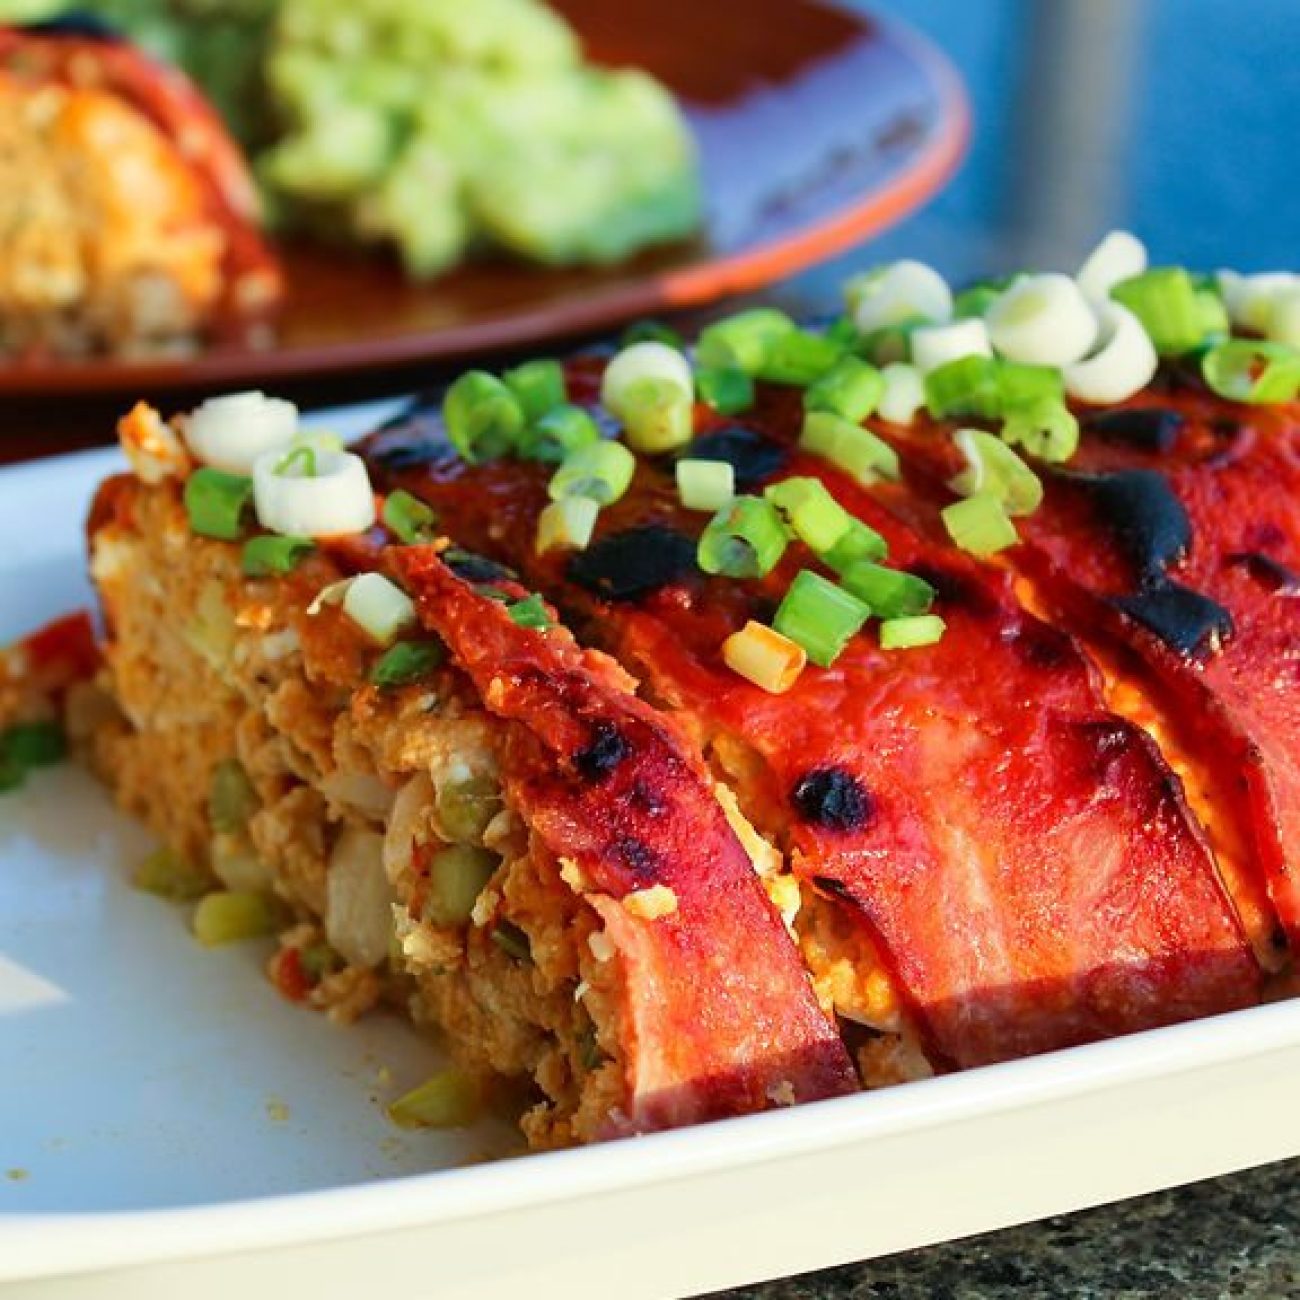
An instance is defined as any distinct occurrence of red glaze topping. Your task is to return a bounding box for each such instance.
[365,365,1262,1071]
[391,547,857,1129]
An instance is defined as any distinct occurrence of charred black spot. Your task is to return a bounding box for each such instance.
[906,563,1000,620]
[23,11,121,38]
[792,768,874,833]
[686,427,790,490]
[1055,468,1191,581]
[1082,407,1185,454]
[810,874,855,903]
[567,525,697,602]
[573,720,632,781]
[1111,579,1235,659]
[615,836,659,881]
[442,549,516,584]
[1009,620,1075,671]
[1226,551,1300,595]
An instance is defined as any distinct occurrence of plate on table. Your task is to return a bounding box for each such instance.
[4,408,1300,1300]
[0,0,967,401]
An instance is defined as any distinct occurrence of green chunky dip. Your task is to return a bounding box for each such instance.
[6,0,702,276]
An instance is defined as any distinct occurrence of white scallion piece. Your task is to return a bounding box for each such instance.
[600,341,694,416]
[910,318,992,376]
[986,273,1099,367]
[342,572,416,645]
[253,447,376,538]
[1063,302,1158,405]
[847,260,953,335]
[536,497,600,553]
[1076,230,1147,302]
[1266,286,1300,349]
[877,363,926,425]
[1218,271,1300,334]
[184,391,300,474]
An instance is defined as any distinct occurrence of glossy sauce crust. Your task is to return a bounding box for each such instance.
[364,360,1263,1071]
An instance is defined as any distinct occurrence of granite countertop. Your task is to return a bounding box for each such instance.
[715,1160,1300,1299]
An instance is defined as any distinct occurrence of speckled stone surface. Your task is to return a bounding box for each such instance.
[711,1159,1300,1299]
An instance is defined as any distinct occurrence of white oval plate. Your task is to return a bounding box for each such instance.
[4,418,1300,1300]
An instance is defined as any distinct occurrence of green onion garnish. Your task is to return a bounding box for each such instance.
[273,444,317,478]
[840,562,936,619]
[1111,268,1205,355]
[696,308,797,375]
[424,846,499,927]
[382,490,438,545]
[924,354,1003,420]
[1,720,67,769]
[676,459,736,513]
[387,1068,482,1130]
[755,329,844,386]
[619,378,694,454]
[764,477,853,553]
[696,365,755,415]
[804,355,885,422]
[799,412,900,483]
[820,517,889,573]
[953,281,1005,319]
[879,614,947,650]
[132,847,210,900]
[503,358,567,422]
[1195,285,1231,343]
[697,496,790,579]
[507,594,553,630]
[184,468,253,541]
[370,640,445,689]
[241,534,314,576]
[442,371,525,464]
[1202,340,1300,405]
[1001,399,1079,464]
[536,497,600,554]
[949,429,1044,516]
[824,316,861,349]
[209,758,258,834]
[193,890,281,947]
[622,319,685,350]
[520,404,600,464]
[772,570,870,667]
[997,361,1063,414]
[941,493,1019,556]
[856,322,923,367]
[548,441,636,505]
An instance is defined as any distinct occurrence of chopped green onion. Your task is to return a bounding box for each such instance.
[519,404,601,464]
[772,570,870,667]
[756,329,844,386]
[949,429,1044,516]
[1195,286,1230,342]
[924,354,1003,420]
[721,620,807,694]
[800,412,900,483]
[941,493,1019,556]
[824,316,861,349]
[1001,398,1080,464]
[442,371,525,464]
[997,362,1063,414]
[622,319,685,350]
[619,378,695,454]
[1202,340,1300,405]
[676,459,736,512]
[209,758,258,834]
[840,562,935,618]
[856,322,923,367]
[821,517,889,573]
[382,490,437,544]
[764,477,853,553]
[387,1069,482,1130]
[507,594,553,630]
[273,444,317,478]
[696,365,754,415]
[880,614,947,650]
[436,773,503,845]
[696,308,797,375]
[1111,268,1205,355]
[503,358,567,421]
[804,356,884,422]
[192,890,281,947]
[1,720,66,769]
[953,281,1006,319]
[184,468,253,541]
[536,497,599,554]
[133,847,210,900]
[697,496,790,578]
[424,846,499,927]
[491,920,532,962]
[241,534,314,576]
[343,573,416,646]
[548,441,636,505]
[369,640,445,689]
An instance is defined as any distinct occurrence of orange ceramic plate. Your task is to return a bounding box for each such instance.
[0,0,967,398]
